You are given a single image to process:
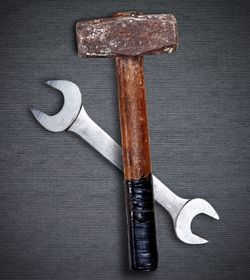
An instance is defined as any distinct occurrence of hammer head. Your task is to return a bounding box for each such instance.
[76,12,178,57]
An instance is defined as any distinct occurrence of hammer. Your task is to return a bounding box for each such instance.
[76,12,178,271]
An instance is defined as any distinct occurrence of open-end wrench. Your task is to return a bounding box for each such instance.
[31,80,219,245]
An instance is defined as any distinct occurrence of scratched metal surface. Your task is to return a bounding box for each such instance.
[0,0,249,279]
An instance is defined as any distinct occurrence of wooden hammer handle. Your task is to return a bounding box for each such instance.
[116,56,158,271]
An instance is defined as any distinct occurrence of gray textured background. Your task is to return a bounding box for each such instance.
[0,0,250,279]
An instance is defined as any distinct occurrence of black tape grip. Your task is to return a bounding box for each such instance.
[124,174,158,271]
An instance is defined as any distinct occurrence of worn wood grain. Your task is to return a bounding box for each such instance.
[116,55,152,180]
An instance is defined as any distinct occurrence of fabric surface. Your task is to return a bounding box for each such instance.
[0,0,249,279]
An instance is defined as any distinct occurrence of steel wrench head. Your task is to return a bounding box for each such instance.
[31,80,82,132]
[175,198,219,244]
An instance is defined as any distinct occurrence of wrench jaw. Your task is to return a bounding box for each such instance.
[175,198,220,245]
[31,80,82,132]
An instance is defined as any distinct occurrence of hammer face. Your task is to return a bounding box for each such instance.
[76,14,178,57]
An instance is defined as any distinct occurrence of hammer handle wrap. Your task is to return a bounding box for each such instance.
[125,174,158,271]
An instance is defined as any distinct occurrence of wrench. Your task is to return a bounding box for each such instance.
[31,80,219,244]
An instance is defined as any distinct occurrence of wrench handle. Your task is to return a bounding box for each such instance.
[69,108,188,222]
[116,55,158,271]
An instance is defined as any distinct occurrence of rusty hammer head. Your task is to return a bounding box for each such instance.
[76,12,178,57]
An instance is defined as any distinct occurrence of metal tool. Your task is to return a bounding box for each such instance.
[76,12,179,270]
[31,80,219,246]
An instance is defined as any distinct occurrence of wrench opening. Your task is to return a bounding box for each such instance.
[175,198,220,244]
[31,80,82,132]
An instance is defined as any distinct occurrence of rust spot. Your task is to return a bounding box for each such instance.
[76,13,178,57]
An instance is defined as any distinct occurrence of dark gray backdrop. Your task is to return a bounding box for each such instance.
[0,0,249,279]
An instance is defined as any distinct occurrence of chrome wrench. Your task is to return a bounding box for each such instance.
[31,80,219,244]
